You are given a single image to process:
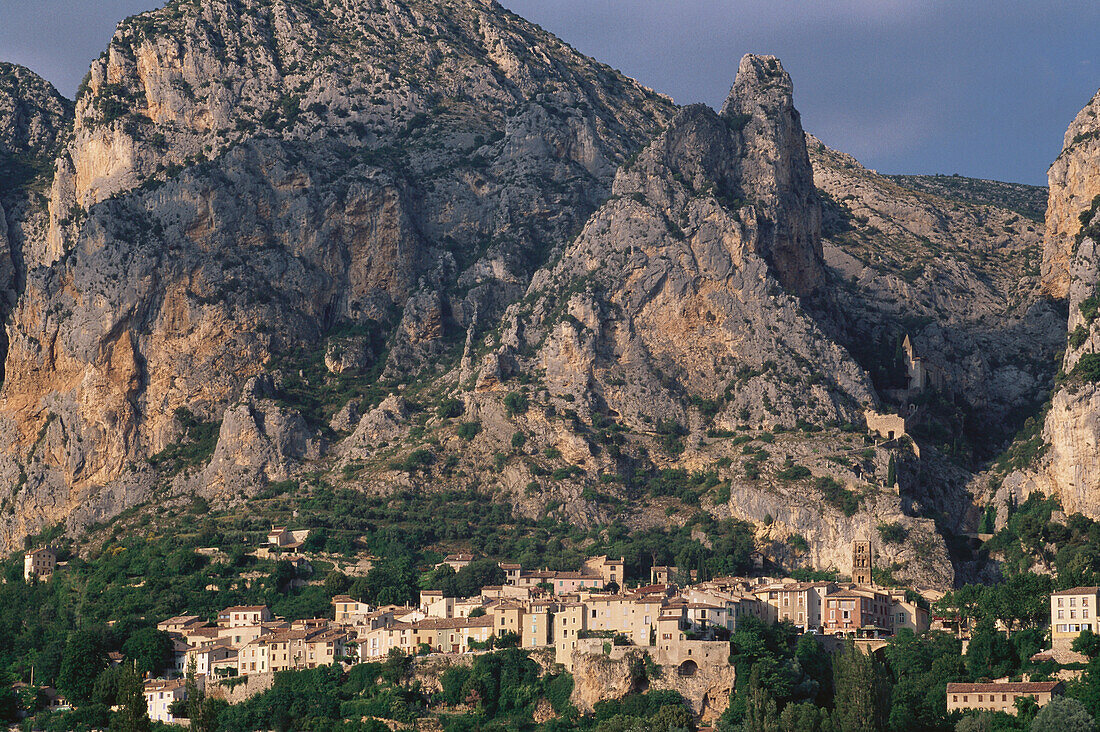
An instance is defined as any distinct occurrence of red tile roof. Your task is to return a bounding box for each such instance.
[947,681,1062,694]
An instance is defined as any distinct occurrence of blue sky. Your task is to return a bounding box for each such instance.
[1,0,1096,185]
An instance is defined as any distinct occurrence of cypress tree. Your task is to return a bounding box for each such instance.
[832,639,889,732]
[110,661,149,732]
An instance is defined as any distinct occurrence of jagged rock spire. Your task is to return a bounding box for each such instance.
[721,54,823,296]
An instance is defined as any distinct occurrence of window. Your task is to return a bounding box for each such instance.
[1059,610,1065,619]
[1058,598,1064,607]
[1071,598,1077,607]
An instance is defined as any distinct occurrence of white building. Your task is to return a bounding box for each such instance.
[143,678,189,724]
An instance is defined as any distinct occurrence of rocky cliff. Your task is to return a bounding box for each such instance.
[809,136,1062,462]
[0,0,1066,589]
[1003,85,1100,518]
[0,63,72,332]
[0,0,674,546]
[1042,88,1100,299]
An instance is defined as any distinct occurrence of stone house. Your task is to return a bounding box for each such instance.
[650,606,732,676]
[823,587,892,633]
[157,615,205,634]
[488,599,525,638]
[583,556,626,586]
[219,605,274,628]
[253,628,350,672]
[755,582,837,631]
[578,592,662,647]
[902,335,942,395]
[682,586,765,631]
[523,600,557,648]
[651,566,678,586]
[23,547,56,582]
[216,621,286,649]
[185,641,237,676]
[864,409,907,441]
[332,595,372,623]
[365,616,495,658]
[514,569,605,594]
[144,678,189,724]
[1051,586,1099,651]
[441,553,474,571]
[266,526,308,550]
[886,589,931,633]
[500,562,522,584]
[554,602,589,667]
[946,681,1063,715]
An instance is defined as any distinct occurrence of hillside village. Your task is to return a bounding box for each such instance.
[16,536,1092,726]
[1,0,1099,728]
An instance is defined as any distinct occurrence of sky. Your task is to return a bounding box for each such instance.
[0,1,1096,185]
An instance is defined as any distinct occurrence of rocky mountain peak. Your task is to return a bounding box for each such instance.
[1042,86,1100,299]
[0,63,71,164]
[0,63,72,348]
[0,0,677,550]
[720,54,823,296]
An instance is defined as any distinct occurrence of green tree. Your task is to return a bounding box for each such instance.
[122,628,173,677]
[965,619,1017,679]
[1069,651,1100,721]
[59,629,109,704]
[175,660,226,732]
[833,640,889,732]
[0,685,18,724]
[882,629,965,732]
[1030,696,1094,731]
[354,557,418,606]
[955,715,994,732]
[324,570,351,596]
[269,559,297,592]
[779,700,834,732]
[742,665,779,732]
[1074,629,1100,660]
[109,661,149,732]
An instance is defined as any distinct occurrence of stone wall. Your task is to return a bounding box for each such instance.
[864,409,906,440]
[568,641,735,724]
[208,672,274,704]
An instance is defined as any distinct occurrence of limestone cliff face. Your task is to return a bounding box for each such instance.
[0,0,1057,588]
[451,59,957,586]
[0,63,72,318]
[1011,198,1100,518]
[495,60,873,434]
[720,55,824,296]
[809,136,1062,456]
[0,0,674,548]
[1041,88,1100,299]
[1002,86,1100,519]
[568,646,735,724]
